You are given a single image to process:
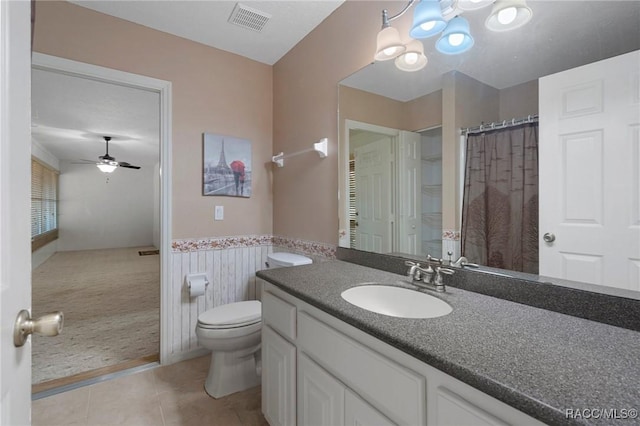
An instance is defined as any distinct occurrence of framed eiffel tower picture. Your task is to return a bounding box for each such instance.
[203,133,252,198]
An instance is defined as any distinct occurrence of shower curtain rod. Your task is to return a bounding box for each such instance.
[462,114,539,135]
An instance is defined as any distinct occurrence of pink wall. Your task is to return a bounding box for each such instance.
[499,80,539,120]
[33,1,273,240]
[273,1,407,245]
[339,86,405,130]
[403,90,443,131]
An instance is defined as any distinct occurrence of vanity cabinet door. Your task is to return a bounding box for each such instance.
[262,326,296,426]
[298,353,345,426]
[433,387,510,426]
[345,389,396,426]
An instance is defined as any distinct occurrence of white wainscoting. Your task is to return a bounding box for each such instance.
[169,243,273,361]
[167,235,336,363]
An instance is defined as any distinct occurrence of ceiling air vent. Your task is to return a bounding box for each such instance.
[228,3,271,32]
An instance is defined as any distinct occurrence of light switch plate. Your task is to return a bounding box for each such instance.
[214,205,224,221]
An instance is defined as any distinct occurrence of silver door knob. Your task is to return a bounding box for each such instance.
[543,233,556,243]
[14,309,64,347]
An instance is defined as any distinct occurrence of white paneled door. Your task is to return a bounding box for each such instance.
[354,137,392,253]
[539,50,640,290]
[0,1,32,424]
[397,131,422,255]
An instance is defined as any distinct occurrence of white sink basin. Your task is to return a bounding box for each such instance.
[341,285,452,319]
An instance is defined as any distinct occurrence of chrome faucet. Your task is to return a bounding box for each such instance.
[447,252,479,269]
[404,257,454,293]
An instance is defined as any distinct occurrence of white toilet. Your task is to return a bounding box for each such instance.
[196,251,312,398]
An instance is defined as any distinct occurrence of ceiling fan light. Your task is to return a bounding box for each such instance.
[485,0,533,32]
[395,40,428,72]
[97,163,117,173]
[410,0,447,39]
[374,26,406,61]
[436,16,474,54]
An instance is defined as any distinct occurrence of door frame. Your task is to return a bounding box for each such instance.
[31,53,173,364]
[1,1,32,423]
[339,119,399,248]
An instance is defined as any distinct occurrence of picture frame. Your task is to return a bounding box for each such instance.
[203,133,252,198]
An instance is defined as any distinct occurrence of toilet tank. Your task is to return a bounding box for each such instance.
[266,252,312,268]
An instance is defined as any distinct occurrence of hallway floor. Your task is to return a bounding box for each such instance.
[32,356,267,426]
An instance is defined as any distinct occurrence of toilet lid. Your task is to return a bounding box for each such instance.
[198,300,261,328]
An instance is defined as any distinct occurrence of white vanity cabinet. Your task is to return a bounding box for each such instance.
[262,290,297,426]
[261,282,545,426]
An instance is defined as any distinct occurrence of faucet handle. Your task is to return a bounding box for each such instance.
[437,267,455,275]
[404,260,420,267]
[451,256,480,268]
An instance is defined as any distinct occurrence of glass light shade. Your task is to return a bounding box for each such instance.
[409,0,447,39]
[456,0,494,11]
[436,16,474,55]
[97,163,117,173]
[485,0,533,32]
[374,26,406,61]
[395,40,428,72]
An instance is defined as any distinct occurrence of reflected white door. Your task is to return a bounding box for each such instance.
[354,137,392,253]
[0,1,33,424]
[539,50,640,290]
[398,131,422,255]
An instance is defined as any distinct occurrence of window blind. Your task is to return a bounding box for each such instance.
[348,157,356,248]
[31,158,58,240]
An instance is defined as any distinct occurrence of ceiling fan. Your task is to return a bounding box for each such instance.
[80,136,141,173]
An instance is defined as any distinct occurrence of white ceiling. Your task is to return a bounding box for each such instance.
[69,0,344,65]
[32,68,160,166]
[341,1,640,101]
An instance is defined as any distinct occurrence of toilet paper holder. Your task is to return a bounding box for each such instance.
[185,273,209,297]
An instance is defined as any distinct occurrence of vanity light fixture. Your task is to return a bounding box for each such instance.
[409,0,447,39]
[375,0,533,71]
[456,0,494,11]
[375,8,412,61]
[395,39,428,71]
[436,16,474,54]
[485,0,533,32]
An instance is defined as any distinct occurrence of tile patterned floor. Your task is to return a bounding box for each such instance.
[32,356,268,426]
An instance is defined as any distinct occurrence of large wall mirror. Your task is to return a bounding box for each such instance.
[338,1,640,293]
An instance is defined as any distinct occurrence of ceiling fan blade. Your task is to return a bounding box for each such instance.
[118,162,141,170]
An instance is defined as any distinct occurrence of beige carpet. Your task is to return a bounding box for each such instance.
[32,247,160,384]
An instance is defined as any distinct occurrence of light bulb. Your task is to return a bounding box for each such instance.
[404,52,419,65]
[448,33,464,46]
[97,163,117,173]
[383,46,400,56]
[497,6,517,25]
[420,21,437,31]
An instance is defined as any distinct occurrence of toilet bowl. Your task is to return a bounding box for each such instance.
[195,300,262,398]
[196,252,311,398]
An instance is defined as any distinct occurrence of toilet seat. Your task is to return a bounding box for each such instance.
[197,300,261,330]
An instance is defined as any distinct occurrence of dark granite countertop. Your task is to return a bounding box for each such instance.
[257,260,640,426]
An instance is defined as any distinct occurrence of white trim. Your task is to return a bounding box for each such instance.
[31,53,174,365]
[340,120,400,248]
[1,1,33,422]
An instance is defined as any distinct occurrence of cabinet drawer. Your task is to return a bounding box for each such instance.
[298,312,425,426]
[263,290,296,341]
